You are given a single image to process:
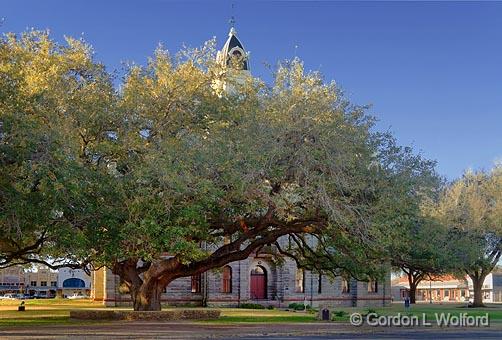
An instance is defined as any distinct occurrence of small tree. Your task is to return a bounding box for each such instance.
[433,166,502,307]
[391,219,453,303]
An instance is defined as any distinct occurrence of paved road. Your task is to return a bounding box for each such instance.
[1,322,502,339]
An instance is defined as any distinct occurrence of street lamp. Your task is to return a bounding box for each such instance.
[429,275,432,304]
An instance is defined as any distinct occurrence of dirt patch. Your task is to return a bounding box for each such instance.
[70,309,221,321]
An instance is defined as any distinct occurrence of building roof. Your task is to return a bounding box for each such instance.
[217,27,249,71]
[392,274,468,289]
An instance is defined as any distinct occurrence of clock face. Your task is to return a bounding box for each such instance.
[228,49,245,70]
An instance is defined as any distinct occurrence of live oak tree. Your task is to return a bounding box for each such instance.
[1,31,441,311]
[390,218,453,303]
[433,166,502,307]
[373,146,452,304]
[81,51,396,311]
[73,47,416,310]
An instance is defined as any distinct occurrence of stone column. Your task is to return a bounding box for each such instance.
[103,268,118,307]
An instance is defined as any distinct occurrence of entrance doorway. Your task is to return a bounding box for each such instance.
[250,265,267,299]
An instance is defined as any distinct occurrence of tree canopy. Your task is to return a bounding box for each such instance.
[432,166,502,307]
[1,31,449,310]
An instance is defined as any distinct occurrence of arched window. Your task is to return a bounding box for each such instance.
[191,274,201,293]
[62,278,85,288]
[368,280,378,293]
[341,278,350,294]
[222,266,232,293]
[295,268,305,293]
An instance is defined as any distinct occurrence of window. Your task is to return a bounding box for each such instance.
[368,280,377,293]
[342,278,350,294]
[317,274,322,294]
[295,268,305,293]
[51,281,57,287]
[222,266,232,293]
[445,290,449,297]
[63,278,85,288]
[40,281,47,287]
[31,281,37,287]
[191,274,201,293]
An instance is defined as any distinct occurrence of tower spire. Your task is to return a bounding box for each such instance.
[229,3,236,35]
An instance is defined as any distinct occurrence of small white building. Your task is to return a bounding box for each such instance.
[57,268,91,298]
[466,271,502,303]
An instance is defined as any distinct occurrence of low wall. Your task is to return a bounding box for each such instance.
[70,309,221,321]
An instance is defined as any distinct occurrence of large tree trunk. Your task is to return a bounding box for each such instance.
[470,274,486,308]
[409,281,418,304]
[131,280,165,311]
[405,270,423,304]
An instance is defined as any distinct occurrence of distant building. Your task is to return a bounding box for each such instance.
[392,275,469,302]
[0,266,25,295]
[24,267,58,298]
[466,271,502,303]
[57,268,91,298]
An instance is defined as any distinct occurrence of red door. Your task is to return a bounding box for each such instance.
[250,266,267,299]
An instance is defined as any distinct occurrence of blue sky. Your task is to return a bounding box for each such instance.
[2,0,501,179]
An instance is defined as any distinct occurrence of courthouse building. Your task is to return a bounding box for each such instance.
[91,25,391,308]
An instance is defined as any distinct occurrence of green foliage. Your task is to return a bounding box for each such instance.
[1,29,444,311]
[239,303,266,309]
[332,310,347,317]
[288,303,305,311]
[431,166,502,306]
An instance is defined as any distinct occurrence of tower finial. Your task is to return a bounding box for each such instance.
[229,3,236,27]
[228,3,237,36]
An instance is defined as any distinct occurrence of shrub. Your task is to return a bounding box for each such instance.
[333,310,347,317]
[266,305,274,310]
[363,308,379,320]
[239,303,265,309]
[288,303,306,311]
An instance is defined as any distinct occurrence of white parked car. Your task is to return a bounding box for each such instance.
[0,293,16,300]
[67,293,88,299]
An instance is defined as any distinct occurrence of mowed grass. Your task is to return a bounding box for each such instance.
[1,299,502,327]
[319,302,502,323]
[209,308,317,323]
[207,303,502,324]
[0,299,106,327]
[0,299,316,326]
[383,302,502,321]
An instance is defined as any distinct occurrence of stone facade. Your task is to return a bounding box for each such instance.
[92,253,391,308]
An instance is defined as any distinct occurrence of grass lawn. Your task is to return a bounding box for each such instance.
[323,303,502,323]
[0,299,107,327]
[1,299,502,327]
[206,308,317,323]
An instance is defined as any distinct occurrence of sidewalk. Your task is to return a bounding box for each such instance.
[2,321,502,339]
